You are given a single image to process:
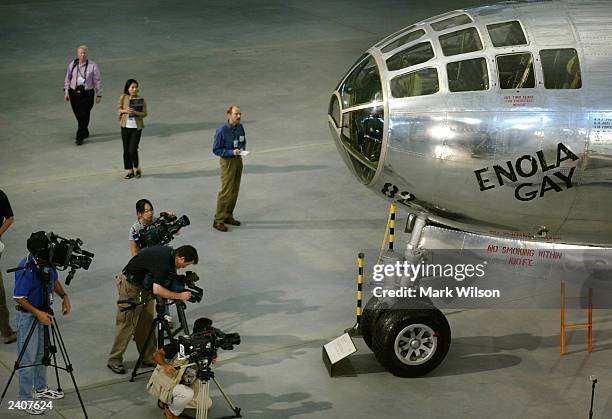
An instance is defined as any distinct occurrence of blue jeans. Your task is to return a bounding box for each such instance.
[16,310,47,401]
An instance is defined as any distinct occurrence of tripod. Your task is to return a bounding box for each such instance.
[588,375,598,419]
[195,366,241,419]
[0,261,88,418]
[130,297,190,381]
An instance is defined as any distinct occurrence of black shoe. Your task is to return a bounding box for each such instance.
[75,138,83,145]
[124,172,134,179]
[107,363,126,374]
[225,217,241,226]
[213,222,228,232]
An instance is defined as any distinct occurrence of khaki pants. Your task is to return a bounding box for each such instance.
[215,156,243,223]
[0,244,15,337]
[108,272,156,365]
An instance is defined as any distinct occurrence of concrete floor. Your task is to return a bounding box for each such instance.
[1,0,611,417]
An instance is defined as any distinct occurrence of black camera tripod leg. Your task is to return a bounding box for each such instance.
[48,324,63,393]
[212,375,242,418]
[51,319,88,418]
[174,301,190,336]
[0,317,39,404]
[130,314,170,382]
[130,320,157,382]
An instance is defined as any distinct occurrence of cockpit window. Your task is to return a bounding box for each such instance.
[439,27,483,56]
[329,95,341,127]
[496,53,535,89]
[339,54,382,108]
[340,107,384,164]
[381,29,426,53]
[386,42,435,71]
[540,48,582,89]
[447,58,489,92]
[431,14,473,31]
[487,21,527,47]
[376,25,415,48]
[390,68,439,98]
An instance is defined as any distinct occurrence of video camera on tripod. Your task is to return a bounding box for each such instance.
[135,213,190,249]
[169,271,203,303]
[178,318,241,369]
[1,231,93,417]
[25,231,94,285]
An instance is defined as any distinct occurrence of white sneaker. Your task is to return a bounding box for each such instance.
[23,405,45,415]
[32,388,64,400]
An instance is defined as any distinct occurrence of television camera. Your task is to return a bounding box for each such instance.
[176,319,243,418]
[135,213,190,249]
[25,231,94,285]
[178,318,241,369]
[170,270,203,303]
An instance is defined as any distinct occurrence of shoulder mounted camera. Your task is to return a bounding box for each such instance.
[26,231,94,285]
[136,213,190,249]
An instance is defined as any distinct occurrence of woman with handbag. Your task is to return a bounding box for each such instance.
[118,78,147,179]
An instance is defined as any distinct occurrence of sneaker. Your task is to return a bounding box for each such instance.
[23,405,45,415]
[3,331,17,344]
[33,388,64,400]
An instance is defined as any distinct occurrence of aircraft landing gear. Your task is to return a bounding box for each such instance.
[362,214,451,377]
[360,296,387,351]
[371,302,451,377]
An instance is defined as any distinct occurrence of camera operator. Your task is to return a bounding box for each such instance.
[130,199,179,257]
[148,318,213,419]
[107,245,198,374]
[129,199,177,327]
[12,253,71,414]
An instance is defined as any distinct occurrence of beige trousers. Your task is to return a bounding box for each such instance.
[108,272,156,365]
[215,156,243,223]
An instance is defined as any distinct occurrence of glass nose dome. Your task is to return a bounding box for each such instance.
[329,54,384,184]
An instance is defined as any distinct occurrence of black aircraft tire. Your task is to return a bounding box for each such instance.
[360,296,388,350]
[372,307,451,377]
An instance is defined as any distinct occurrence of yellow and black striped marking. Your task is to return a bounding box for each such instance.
[356,252,364,323]
[389,203,396,251]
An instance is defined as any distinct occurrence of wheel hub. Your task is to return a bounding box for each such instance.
[409,339,421,349]
[394,323,437,366]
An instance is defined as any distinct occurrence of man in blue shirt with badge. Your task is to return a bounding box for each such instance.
[13,249,71,414]
[212,105,246,232]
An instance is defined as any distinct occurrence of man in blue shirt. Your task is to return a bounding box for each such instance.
[212,105,246,232]
[13,253,71,414]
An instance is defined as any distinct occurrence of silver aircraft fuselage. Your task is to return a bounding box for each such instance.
[328,0,612,246]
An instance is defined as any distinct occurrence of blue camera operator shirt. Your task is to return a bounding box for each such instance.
[212,122,246,158]
[13,256,58,309]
